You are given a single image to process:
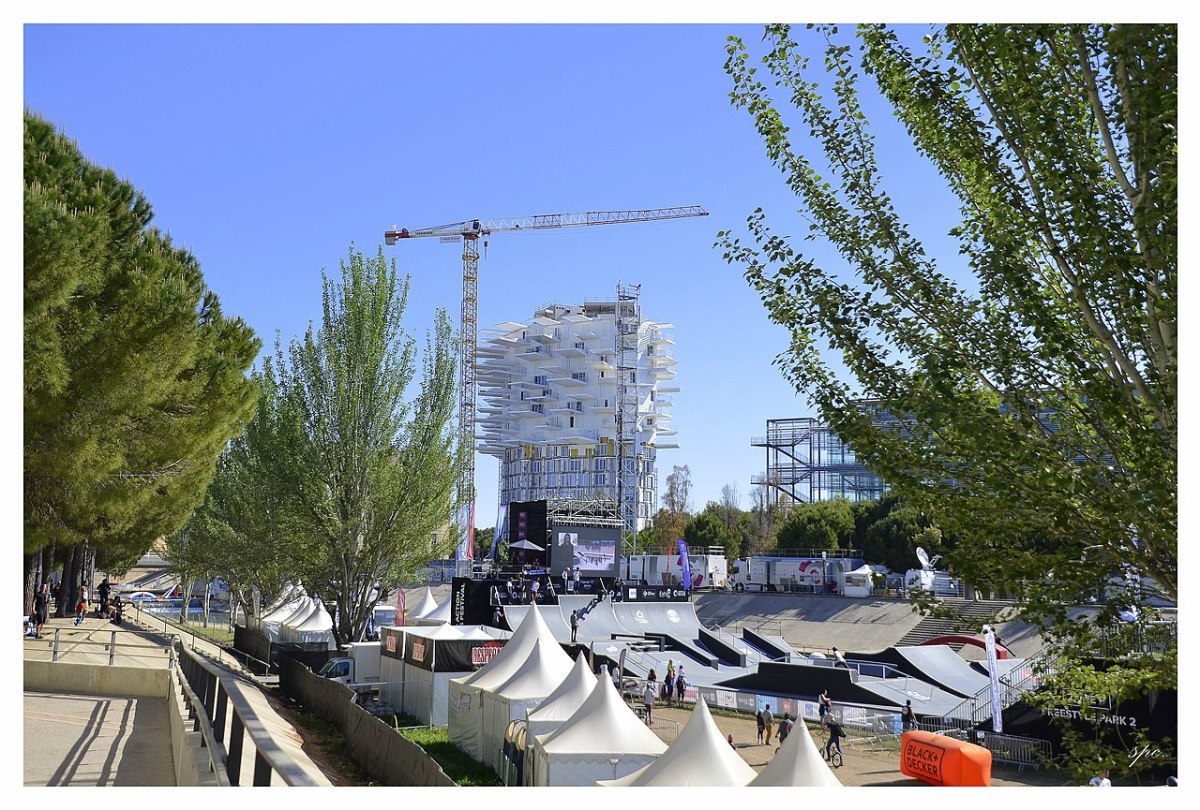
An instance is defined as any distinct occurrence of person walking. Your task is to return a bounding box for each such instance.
[763,704,775,745]
[643,681,655,725]
[901,699,916,732]
[777,713,794,748]
[832,646,848,668]
[756,708,766,744]
[570,609,579,642]
[727,733,736,750]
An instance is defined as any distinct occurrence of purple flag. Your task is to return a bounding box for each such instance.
[677,539,693,591]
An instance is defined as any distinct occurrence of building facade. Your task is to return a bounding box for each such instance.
[477,292,677,541]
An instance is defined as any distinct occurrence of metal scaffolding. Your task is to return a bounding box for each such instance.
[751,417,887,511]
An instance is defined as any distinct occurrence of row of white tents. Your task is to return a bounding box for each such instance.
[445,604,844,787]
[255,585,336,648]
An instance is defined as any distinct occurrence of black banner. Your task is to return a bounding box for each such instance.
[623,584,690,602]
[381,626,404,661]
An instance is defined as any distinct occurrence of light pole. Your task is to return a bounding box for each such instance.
[822,550,829,595]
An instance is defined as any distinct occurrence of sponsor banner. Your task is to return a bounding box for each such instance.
[452,577,468,625]
[381,627,404,660]
[624,585,690,602]
[677,539,692,591]
[900,730,992,787]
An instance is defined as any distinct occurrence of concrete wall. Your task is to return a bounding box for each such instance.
[25,660,169,698]
[167,668,222,786]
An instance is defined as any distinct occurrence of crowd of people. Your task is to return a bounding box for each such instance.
[25,577,125,637]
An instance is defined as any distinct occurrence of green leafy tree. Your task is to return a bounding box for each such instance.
[775,499,855,551]
[269,246,460,645]
[24,111,259,614]
[474,527,496,562]
[182,371,301,623]
[722,23,1175,775]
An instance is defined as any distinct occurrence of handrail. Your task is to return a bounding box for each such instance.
[170,663,231,786]
[45,626,180,666]
[177,644,327,786]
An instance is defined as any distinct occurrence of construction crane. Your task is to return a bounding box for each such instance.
[384,205,709,562]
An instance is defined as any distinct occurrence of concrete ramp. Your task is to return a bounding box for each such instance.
[558,596,639,642]
[854,645,995,698]
[741,627,797,661]
[613,602,703,637]
[502,604,573,643]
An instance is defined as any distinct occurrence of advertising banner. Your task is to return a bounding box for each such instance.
[677,539,692,591]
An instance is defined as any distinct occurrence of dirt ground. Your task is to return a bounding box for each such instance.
[649,705,1071,787]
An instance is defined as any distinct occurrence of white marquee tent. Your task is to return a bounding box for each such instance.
[407,587,440,623]
[532,668,667,786]
[748,716,843,786]
[479,636,574,774]
[524,653,596,740]
[598,697,756,786]
[380,623,508,726]
[281,600,335,649]
[447,605,560,762]
[414,594,451,625]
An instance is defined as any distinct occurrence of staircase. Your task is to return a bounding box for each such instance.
[895,599,1016,648]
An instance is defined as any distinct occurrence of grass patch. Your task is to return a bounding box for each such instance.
[399,726,503,786]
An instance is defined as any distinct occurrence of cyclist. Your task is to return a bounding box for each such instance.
[824,718,846,766]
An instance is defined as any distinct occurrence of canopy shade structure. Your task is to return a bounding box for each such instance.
[408,587,440,622]
[525,653,597,739]
[598,697,756,786]
[532,670,666,786]
[480,638,574,774]
[447,605,561,762]
[413,594,451,625]
[509,539,545,551]
[748,716,843,787]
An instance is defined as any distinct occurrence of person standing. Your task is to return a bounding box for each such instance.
[573,566,582,592]
[530,577,540,603]
[762,704,775,745]
[561,568,570,594]
[675,666,687,703]
[1089,769,1112,787]
[32,585,49,639]
[570,609,579,642]
[97,578,111,613]
[643,681,655,725]
[819,689,833,725]
[901,700,916,732]
[663,669,675,704]
[727,733,736,750]
[756,708,766,744]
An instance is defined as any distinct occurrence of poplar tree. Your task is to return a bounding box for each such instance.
[268,246,460,645]
[721,24,1175,778]
[24,111,259,612]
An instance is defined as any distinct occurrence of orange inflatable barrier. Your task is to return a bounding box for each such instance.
[899,730,992,786]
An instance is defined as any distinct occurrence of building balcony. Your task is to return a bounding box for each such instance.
[556,345,588,359]
[548,375,588,387]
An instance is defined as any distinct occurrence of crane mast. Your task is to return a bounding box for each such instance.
[384,205,708,561]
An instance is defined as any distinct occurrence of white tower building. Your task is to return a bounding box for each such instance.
[477,291,678,541]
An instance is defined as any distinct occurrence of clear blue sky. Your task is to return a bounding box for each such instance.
[22,21,973,533]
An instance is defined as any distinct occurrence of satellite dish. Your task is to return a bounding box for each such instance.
[916,547,941,571]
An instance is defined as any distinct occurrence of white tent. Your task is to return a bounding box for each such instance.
[447,605,560,762]
[277,598,318,636]
[480,636,574,774]
[748,716,844,786]
[257,586,308,641]
[379,624,512,727]
[282,600,335,649]
[407,587,440,623]
[524,653,596,739]
[532,669,667,786]
[598,697,756,786]
[414,594,451,625]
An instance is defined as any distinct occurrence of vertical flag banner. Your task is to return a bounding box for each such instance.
[984,625,1003,733]
[677,539,692,591]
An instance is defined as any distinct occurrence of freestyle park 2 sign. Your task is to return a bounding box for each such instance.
[899,730,992,787]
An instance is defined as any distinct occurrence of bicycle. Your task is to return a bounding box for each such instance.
[819,725,844,768]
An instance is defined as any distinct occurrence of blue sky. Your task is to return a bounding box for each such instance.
[20,21,1001,532]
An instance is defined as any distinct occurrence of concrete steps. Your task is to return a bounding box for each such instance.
[894,599,1016,648]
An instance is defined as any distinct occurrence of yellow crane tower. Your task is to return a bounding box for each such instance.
[385,205,709,561]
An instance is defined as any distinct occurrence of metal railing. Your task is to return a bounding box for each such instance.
[43,626,179,667]
[177,644,328,786]
[169,662,232,785]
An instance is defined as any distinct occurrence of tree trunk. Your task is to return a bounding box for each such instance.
[23,550,40,617]
[41,538,57,594]
[57,545,77,618]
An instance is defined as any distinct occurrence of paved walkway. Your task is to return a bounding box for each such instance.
[24,691,175,786]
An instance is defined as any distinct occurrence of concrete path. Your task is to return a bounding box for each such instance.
[24,691,175,786]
